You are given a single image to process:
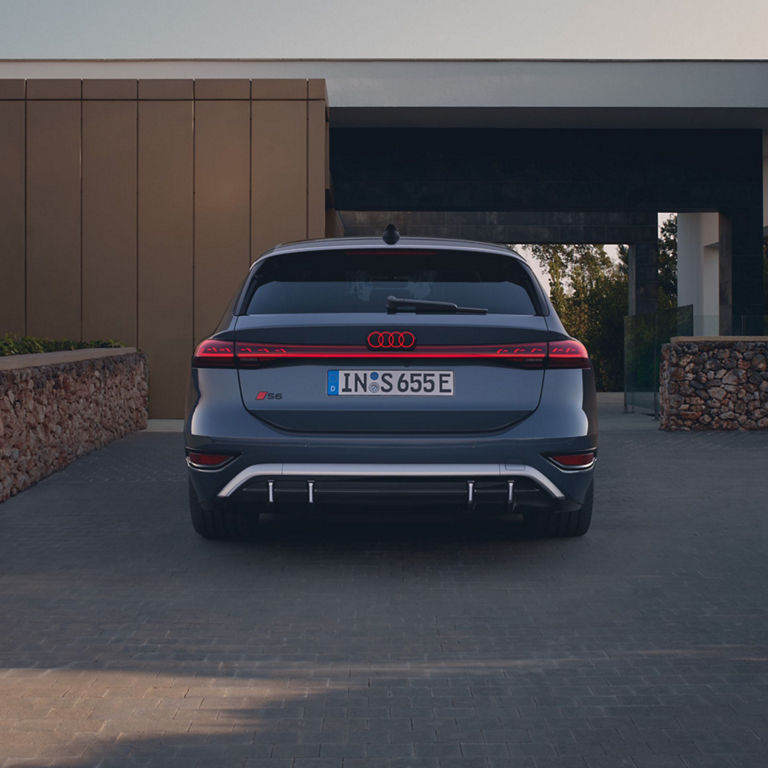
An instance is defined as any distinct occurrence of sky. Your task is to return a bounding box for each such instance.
[0,0,767,60]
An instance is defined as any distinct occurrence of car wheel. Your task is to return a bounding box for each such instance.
[525,482,593,538]
[188,480,260,540]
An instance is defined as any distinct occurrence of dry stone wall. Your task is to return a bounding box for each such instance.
[660,338,768,431]
[0,349,147,502]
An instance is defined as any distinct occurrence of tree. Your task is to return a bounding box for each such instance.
[525,219,680,391]
[617,214,677,310]
[527,243,627,391]
[657,215,678,310]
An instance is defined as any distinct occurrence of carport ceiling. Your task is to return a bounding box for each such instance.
[339,210,658,245]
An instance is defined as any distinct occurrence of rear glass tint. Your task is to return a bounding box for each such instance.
[244,249,540,315]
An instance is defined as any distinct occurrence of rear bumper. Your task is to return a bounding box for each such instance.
[217,462,564,498]
[207,461,590,514]
[186,365,598,513]
[217,464,566,511]
[189,459,593,515]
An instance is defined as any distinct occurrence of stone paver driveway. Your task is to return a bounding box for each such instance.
[1,397,768,768]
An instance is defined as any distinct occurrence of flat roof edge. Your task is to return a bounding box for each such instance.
[1,57,768,64]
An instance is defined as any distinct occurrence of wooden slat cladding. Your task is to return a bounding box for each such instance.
[0,101,26,335]
[82,101,138,345]
[82,80,138,100]
[307,100,329,239]
[26,100,82,339]
[194,80,250,100]
[0,79,329,417]
[252,100,308,259]
[194,100,250,343]
[26,79,81,100]
[138,100,194,418]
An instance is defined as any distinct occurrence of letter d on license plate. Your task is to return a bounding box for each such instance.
[327,370,454,396]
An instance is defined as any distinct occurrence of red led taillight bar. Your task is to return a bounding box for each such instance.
[235,341,548,362]
[546,340,590,368]
[192,339,589,368]
[192,339,236,367]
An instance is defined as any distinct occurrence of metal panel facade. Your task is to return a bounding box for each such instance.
[82,100,138,344]
[26,98,81,339]
[307,99,328,239]
[138,99,194,419]
[194,100,251,343]
[0,79,329,417]
[0,100,25,336]
[251,100,308,259]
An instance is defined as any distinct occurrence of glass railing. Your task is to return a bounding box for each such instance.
[685,315,768,337]
[727,315,768,336]
[624,309,767,416]
[624,306,693,416]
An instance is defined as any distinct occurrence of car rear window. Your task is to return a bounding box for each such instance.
[244,249,541,315]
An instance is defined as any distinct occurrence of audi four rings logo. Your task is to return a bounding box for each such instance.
[367,331,416,349]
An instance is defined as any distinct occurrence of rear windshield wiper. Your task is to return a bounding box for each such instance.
[386,295,488,315]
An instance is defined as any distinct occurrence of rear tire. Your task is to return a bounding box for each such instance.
[188,480,260,540]
[526,482,593,538]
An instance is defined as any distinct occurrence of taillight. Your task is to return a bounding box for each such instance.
[483,341,589,368]
[186,451,236,468]
[233,341,551,364]
[235,342,267,367]
[191,338,589,367]
[494,343,547,367]
[547,340,590,368]
[192,339,235,368]
[548,452,596,470]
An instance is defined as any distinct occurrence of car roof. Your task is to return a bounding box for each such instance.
[257,236,528,263]
[239,235,550,317]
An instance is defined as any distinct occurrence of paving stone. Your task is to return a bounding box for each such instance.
[584,759,636,768]
[460,742,509,757]
[413,743,461,757]
[529,759,589,768]
[292,760,341,768]
[319,743,367,758]
[437,759,488,768]
[1,403,768,766]
[390,760,439,768]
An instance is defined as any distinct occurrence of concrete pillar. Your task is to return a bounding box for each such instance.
[627,241,658,316]
[677,212,720,335]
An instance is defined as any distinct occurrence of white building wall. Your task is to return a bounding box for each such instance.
[677,212,720,336]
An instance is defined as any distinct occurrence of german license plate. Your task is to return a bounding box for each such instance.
[327,370,454,396]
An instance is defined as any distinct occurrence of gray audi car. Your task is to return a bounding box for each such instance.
[185,229,597,539]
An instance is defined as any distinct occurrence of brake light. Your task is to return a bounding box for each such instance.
[548,452,596,470]
[192,339,235,367]
[547,340,590,368]
[186,451,236,468]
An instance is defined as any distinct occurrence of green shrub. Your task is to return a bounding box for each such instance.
[0,334,122,357]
